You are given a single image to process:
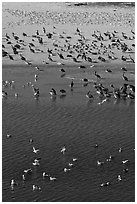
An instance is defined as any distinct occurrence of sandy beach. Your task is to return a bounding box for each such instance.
[2,2,135,202]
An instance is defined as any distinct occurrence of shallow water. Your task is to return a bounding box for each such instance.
[2,63,135,202]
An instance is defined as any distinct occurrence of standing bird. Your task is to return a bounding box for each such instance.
[122,72,128,81]
[69,79,74,88]
[61,146,66,154]
[95,71,101,79]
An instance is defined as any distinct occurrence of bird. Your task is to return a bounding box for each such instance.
[63,168,71,172]
[122,159,129,164]
[32,159,40,166]
[61,146,66,154]
[60,89,66,96]
[86,91,94,99]
[72,158,78,162]
[118,147,122,153]
[68,163,73,167]
[14,93,18,97]
[24,168,32,174]
[32,147,39,154]
[117,175,122,181]
[69,79,74,88]
[23,32,27,37]
[20,54,27,61]
[32,185,41,191]
[2,91,8,98]
[97,160,104,166]
[122,72,128,81]
[8,54,14,60]
[49,88,57,96]
[95,71,101,79]
[6,134,11,138]
[59,68,66,73]
[121,67,127,72]
[100,182,110,187]
[49,177,57,181]
[42,172,49,178]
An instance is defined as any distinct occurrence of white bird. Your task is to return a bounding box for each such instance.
[117,175,122,181]
[100,182,110,187]
[32,147,39,154]
[122,159,129,164]
[118,147,122,153]
[15,93,18,97]
[49,176,57,181]
[97,160,104,166]
[32,185,41,191]
[42,172,49,178]
[11,179,16,186]
[72,158,77,162]
[61,146,66,154]
[63,168,71,172]
[68,163,73,167]
[32,159,40,166]
[7,134,11,138]
[24,168,32,174]
[22,174,26,181]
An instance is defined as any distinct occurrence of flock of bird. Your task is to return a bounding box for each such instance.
[2,26,135,197]
[9,136,133,193]
[2,26,135,103]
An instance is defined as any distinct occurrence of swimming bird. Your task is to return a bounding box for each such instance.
[2,91,8,98]
[10,179,17,190]
[122,159,129,164]
[118,147,122,153]
[32,184,41,191]
[32,146,39,154]
[117,175,122,181]
[97,160,104,166]
[106,69,112,73]
[68,163,73,167]
[61,146,66,154]
[100,182,110,187]
[42,172,49,178]
[32,159,40,166]
[123,168,129,173]
[72,158,78,162]
[7,134,11,138]
[63,168,71,172]
[24,168,32,174]
[49,177,57,181]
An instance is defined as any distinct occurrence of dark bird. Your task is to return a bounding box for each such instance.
[59,68,65,73]
[23,32,27,37]
[122,72,128,81]
[20,54,26,61]
[95,71,101,79]
[8,54,14,60]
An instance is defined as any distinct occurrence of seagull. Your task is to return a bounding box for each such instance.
[100,182,110,187]
[68,163,73,167]
[63,168,71,172]
[32,185,41,191]
[118,147,122,152]
[32,147,39,154]
[117,175,122,181]
[61,146,66,154]
[122,159,129,164]
[32,159,40,166]
[24,168,32,174]
[42,172,49,178]
[97,160,104,166]
[72,158,77,162]
[7,134,11,138]
[49,177,57,181]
